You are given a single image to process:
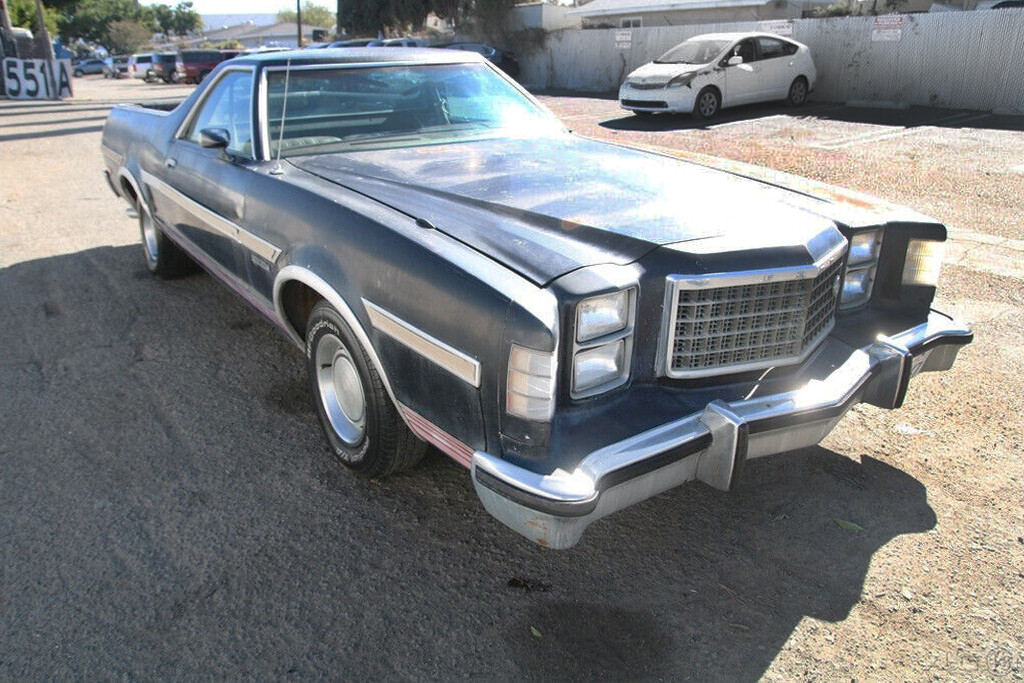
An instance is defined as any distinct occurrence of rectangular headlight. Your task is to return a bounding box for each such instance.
[572,340,625,394]
[902,239,945,287]
[576,291,629,342]
[848,229,883,265]
[841,268,874,305]
[507,345,556,421]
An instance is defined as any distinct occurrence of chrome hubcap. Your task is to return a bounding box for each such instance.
[140,207,158,267]
[315,333,366,446]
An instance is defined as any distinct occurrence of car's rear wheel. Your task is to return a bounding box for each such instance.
[786,77,808,107]
[306,301,426,478]
[693,87,721,120]
[138,199,193,278]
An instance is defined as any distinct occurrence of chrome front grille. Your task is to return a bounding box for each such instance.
[665,252,845,378]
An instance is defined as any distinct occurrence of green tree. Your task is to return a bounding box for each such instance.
[148,1,199,36]
[429,0,463,28]
[170,1,200,35]
[57,0,157,49]
[278,1,336,28]
[106,18,150,53]
[151,3,174,34]
[8,0,62,36]
[469,0,514,43]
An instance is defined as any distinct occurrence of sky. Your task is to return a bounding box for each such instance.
[145,0,297,14]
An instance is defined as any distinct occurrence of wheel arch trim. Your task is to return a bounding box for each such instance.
[273,265,402,409]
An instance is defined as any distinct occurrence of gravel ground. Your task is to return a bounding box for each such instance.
[0,76,1021,680]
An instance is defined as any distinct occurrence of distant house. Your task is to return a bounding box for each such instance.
[566,0,833,27]
[508,2,582,30]
[232,21,333,48]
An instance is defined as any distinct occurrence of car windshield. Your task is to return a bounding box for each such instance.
[655,38,730,64]
[265,62,564,157]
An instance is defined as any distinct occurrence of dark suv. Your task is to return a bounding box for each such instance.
[147,52,178,83]
[175,49,238,84]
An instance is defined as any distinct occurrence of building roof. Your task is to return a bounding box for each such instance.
[234,21,332,40]
[566,0,772,17]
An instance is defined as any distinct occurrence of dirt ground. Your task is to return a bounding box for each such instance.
[0,75,1021,680]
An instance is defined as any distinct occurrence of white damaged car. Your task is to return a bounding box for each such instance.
[619,32,817,119]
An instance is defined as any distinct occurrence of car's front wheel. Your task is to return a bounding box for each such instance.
[786,77,808,107]
[693,87,721,120]
[306,301,426,478]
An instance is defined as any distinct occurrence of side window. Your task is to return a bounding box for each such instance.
[182,70,253,158]
[757,37,787,60]
[783,41,799,56]
[732,39,756,63]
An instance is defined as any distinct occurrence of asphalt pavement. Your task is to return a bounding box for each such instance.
[1,76,1021,680]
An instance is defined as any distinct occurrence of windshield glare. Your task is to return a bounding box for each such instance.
[265,63,564,157]
[655,38,730,65]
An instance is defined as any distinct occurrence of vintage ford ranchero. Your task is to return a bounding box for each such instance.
[101,49,972,548]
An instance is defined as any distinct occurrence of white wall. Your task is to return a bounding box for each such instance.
[522,11,1024,113]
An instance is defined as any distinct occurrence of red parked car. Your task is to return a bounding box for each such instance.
[175,49,239,84]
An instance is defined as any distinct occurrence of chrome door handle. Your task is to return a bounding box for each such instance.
[165,158,177,168]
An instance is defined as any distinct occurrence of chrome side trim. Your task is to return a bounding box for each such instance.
[139,170,281,262]
[363,300,481,388]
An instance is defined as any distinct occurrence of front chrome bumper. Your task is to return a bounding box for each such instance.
[472,310,972,549]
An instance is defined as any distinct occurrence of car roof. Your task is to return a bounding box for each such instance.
[684,31,796,41]
[232,47,485,68]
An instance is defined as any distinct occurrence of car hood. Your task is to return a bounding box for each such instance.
[626,61,711,86]
[289,135,850,285]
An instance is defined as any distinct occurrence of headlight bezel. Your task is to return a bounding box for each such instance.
[839,228,883,310]
[570,287,637,399]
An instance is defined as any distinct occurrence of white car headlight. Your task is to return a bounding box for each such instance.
[576,291,630,342]
[840,229,883,309]
[666,73,696,89]
[571,287,635,398]
[506,345,556,421]
[572,340,625,394]
[902,239,945,287]
[848,229,882,265]
[842,268,874,303]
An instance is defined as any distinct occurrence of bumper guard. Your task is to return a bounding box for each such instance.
[471,310,972,548]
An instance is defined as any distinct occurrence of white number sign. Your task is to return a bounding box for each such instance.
[3,58,73,100]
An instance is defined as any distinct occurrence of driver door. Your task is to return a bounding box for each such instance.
[159,68,257,282]
[722,39,762,106]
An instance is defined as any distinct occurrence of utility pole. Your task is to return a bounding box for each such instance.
[296,0,302,47]
[33,0,58,96]
[0,0,16,59]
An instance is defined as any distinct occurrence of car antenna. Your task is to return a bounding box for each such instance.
[269,58,291,176]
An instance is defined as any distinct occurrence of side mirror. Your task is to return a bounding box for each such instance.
[727,55,744,66]
[199,127,230,149]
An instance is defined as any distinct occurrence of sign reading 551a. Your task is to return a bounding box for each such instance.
[3,58,73,99]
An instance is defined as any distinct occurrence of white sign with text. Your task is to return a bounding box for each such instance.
[3,58,73,100]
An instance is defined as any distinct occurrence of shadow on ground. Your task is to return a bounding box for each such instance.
[0,244,937,679]
[599,101,1024,134]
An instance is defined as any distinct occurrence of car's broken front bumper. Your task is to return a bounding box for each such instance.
[471,310,972,549]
